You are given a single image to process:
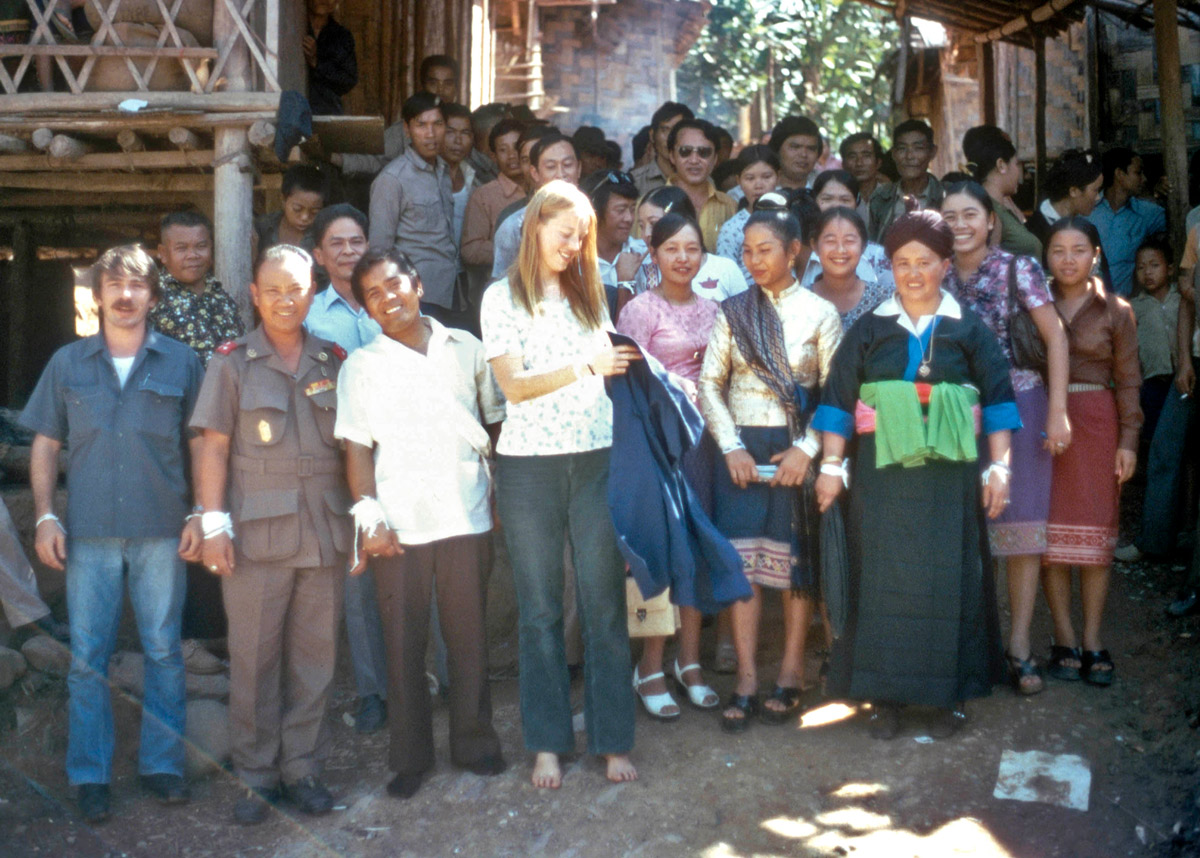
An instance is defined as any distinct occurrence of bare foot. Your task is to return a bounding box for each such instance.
[531,752,562,789]
[605,754,638,783]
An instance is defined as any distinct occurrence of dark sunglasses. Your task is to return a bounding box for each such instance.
[677,145,714,159]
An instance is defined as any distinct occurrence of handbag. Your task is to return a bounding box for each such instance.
[626,578,681,638]
[1005,255,1048,373]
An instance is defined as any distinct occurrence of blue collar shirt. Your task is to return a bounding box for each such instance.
[19,330,204,539]
[304,285,381,354]
[1088,195,1166,297]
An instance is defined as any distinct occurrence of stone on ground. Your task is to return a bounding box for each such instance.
[0,645,27,690]
[20,635,70,676]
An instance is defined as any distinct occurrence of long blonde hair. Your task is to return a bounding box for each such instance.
[507,180,606,330]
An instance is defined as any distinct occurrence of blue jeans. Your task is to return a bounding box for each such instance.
[496,449,635,756]
[1138,389,1196,556]
[66,537,186,785]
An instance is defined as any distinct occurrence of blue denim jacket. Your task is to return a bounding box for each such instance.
[21,330,203,539]
[605,332,751,615]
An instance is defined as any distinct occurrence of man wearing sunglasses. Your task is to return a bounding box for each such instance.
[666,119,738,250]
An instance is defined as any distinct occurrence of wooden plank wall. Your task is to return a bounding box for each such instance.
[338,0,476,125]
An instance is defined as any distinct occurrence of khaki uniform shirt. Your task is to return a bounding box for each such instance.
[190,326,352,567]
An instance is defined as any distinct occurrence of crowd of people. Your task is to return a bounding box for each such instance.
[7,50,1199,830]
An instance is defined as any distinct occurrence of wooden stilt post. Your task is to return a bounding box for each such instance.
[1155,0,1188,256]
[7,221,31,402]
[1034,34,1047,206]
[213,0,254,324]
[980,41,996,126]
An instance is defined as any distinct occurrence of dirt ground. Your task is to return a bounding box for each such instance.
[1,494,1199,858]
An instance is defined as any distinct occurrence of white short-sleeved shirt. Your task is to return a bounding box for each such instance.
[334,318,505,545]
[480,279,613,456]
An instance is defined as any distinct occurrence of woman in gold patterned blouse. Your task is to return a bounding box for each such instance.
[698,207,842,732]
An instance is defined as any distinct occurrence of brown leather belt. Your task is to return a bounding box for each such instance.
[232,453,341,477]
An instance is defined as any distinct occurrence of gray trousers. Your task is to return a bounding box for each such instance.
[0,499,50,629]
[344,564,389,700]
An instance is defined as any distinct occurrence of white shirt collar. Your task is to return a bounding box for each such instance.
[1039,197,1062,225]
[873,288,961,336]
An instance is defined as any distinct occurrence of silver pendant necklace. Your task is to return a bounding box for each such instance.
[917,326,935,378]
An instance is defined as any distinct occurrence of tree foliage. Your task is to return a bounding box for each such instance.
[677,0,899,147]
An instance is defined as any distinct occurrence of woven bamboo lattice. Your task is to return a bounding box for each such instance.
[0,0,279,95]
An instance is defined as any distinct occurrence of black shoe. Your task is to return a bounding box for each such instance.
[32,615,70,643]
[928,707,967,739]
[355,694,387,734]
[139,773,189,805]
[868,703,900,740]
[386,772,424,799]
[1168,589,1199,617]
[77,783,110,824]
[283,776,333,815]
[460,754,508,777]
[233,786,279,826]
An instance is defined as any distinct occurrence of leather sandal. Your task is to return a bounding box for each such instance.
[721,693,759,733]
[673,659,719,709]
[759,685,804,725]
[632,666,681,720]
[1047,645,1082,681]
[1080,649,1114,687]
[1006,652,1045,696]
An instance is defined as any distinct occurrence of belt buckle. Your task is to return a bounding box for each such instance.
[297,456,314,477]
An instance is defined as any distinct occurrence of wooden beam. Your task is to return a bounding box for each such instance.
[247,119,275,148]
[167,126,203,151]
[213,0,254,324]
[0,45,218,58]
[6,220,31,402]
[0,191,208,208]
[0,149,214,171]
[0,91,280,113]
[980,41,996,126]
[1034,35,1047,204]
[0,173,213,192]
[1155,0,1189,257]
[0,133,27,153]
[30,127,53,150]
[47,134,95,160]
[0,110,275,134]
[117,129,147,152]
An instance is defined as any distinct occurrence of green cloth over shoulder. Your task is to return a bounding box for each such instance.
[860,380,979,468]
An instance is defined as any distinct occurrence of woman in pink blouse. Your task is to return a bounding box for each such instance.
[617,212,722,719]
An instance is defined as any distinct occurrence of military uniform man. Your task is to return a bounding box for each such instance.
[190,245,351,826]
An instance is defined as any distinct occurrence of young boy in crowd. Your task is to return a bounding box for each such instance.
[254,164,329,258]
[1118,233,1188,563]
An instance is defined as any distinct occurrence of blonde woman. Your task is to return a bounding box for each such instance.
[480,181,643,788]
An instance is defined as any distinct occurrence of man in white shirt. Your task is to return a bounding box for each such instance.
[336,247,506,800]
[586,170,646,293]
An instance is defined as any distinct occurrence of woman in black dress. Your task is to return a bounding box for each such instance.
[813,204,1021,739]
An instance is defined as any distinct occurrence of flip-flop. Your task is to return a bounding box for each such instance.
[1047,645,1082,681]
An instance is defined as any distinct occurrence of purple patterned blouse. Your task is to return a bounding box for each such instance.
[944,246,1052,393]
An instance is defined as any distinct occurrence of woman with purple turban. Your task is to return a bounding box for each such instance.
[811,201,1022,740]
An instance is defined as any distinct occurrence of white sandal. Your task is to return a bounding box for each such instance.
[632,666,681,720]
[673,659,720,709]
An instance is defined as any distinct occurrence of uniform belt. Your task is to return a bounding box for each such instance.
[232,453,341,477]
[1066,383,1106,393]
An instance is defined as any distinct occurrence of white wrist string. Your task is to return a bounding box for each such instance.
[200,511,234,540]
[350,497,389,569]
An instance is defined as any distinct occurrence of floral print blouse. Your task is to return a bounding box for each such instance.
[480,279,614,456]
[148,272,245,366]
[943,246,1052,393]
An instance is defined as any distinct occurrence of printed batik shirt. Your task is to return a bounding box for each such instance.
[149,272,246,366]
